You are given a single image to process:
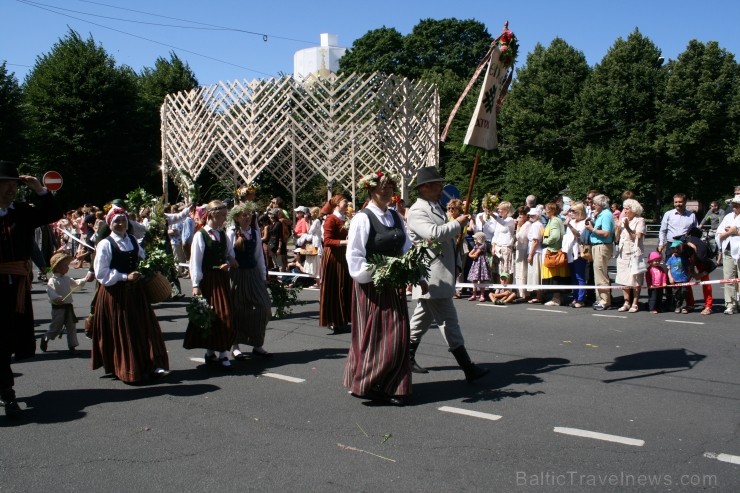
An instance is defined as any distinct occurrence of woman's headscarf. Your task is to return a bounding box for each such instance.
[105,206,128,226]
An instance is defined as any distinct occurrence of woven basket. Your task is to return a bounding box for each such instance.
[144,272,172,304]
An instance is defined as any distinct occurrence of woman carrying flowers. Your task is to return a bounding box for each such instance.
[319,194,352,333]
[344,170,413,406]
[227,201,272,359]
[91,206,169,383]
[183,200,238,370]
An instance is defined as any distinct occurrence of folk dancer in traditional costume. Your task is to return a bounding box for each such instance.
[0,161,62,418]
[91,206,170,383]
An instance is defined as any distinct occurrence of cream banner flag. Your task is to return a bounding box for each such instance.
[462,45,508,152]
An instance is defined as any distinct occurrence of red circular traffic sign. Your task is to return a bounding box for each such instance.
[43,171,63,191]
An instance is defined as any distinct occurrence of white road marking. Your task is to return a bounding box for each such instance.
[704,451,740,465]
[664,320,705,325]
[553,426,644,446]
[528,308,567,313]
[189,357,205,363]
[262,372,305,383]
[478,303,506,308]
[438,406,502,421]
[593,314,627,319]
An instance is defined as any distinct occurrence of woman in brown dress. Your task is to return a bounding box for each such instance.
[91,207,169,383]
[183,200,238,370]
[344,171,412,406]
[319,194,352,334]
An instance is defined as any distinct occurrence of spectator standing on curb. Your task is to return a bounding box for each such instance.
[716,194,740,314]
[585,194,615,310]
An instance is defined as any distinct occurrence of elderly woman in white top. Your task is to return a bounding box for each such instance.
[614,199,646,312]
[513,206,530,299]
[562,201,589,308]
[300,206,323,284]
[490,201,516,278]
[716,195,740,314]
[526,207,545,303]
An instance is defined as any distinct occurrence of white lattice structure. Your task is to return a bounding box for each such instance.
[160,72,439,204]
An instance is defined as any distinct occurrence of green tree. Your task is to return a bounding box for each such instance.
[496,38,591,203]
[657,40,738,206]
[337,27,407,76]
[574,29,664,214]
[23,29,147,207]
[0,62,24,161]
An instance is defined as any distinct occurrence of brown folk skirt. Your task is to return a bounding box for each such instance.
[183,269,235,352]
[230,267,271,347]
[343,281,411,398]
[91,281,169,383]
[319,246,352,327]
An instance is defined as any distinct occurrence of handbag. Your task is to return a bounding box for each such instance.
[543,249,567,268]
[630,255,647,275]
[579,244,593,262]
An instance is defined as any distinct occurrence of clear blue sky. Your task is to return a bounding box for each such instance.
[3,0,739,87]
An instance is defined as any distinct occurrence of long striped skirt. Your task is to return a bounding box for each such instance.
[91,281,169,383]
[319,246,352,327]
[343,281,411,398]
[183,269,235,352]
[230,267,271,347]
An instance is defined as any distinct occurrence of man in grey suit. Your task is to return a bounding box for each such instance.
[406,167,489,381]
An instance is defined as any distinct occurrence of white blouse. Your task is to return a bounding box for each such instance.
[94,231,145,286]
[346,204,412,284]
[189,226,236,288]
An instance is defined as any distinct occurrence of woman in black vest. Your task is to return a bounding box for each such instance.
[227,202,272,360]
[343,170,412,406]
[184,200,238,369]
[91,207,169,383]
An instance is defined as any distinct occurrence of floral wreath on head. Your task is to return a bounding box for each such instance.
[235,184,257,198]
[357,170,400,192]
[228,201,258,224]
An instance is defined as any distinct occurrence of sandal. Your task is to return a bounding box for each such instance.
[680,308,689,314]
[700,307,712,315]
[527,298,541,304]
[628,305,639,313]
[617,303,630,312]
[479,296,486,302]
[573,302,584,308]
[468,295,477,301]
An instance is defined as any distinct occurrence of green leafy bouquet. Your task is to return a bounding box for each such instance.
[367,239,441,290]
[186,295,216,337]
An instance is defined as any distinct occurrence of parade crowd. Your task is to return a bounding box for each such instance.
[2,159,740,416]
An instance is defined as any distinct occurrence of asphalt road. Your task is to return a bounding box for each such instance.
[1,266,738,492]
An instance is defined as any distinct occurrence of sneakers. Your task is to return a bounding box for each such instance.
[592,303,608,311]
[724,305,737,315]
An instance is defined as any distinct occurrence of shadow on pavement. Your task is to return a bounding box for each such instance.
[6,382,220,426]
[602,348,705,383]
[410,357,570,406]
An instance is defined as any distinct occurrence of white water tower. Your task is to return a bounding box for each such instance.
[293,33,346,82]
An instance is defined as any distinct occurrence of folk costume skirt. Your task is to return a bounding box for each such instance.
[319,246,352,327]
[343,282,411,398]
[184,269,235,352]
[230,267,271,347]
[91,281,169,383]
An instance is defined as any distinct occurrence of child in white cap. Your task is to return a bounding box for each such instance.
[40,252,88,353]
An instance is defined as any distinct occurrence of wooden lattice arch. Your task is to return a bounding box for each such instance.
[160,72,439,204]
